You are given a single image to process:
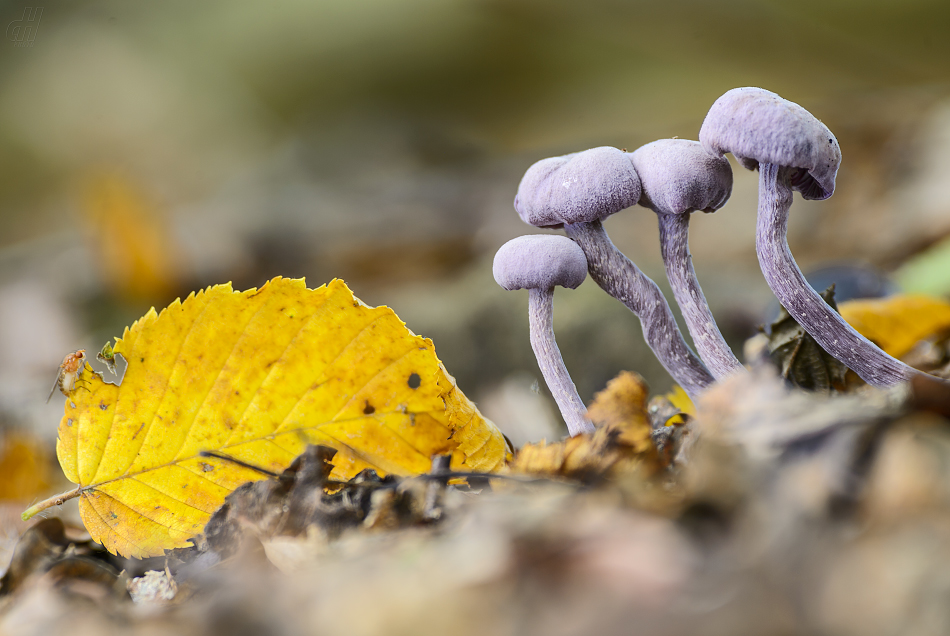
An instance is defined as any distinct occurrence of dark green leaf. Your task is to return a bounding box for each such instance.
[767,285,850,392]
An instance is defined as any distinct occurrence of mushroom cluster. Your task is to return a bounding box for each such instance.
[496,86,943,437]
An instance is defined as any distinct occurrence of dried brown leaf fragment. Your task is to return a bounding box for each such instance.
[509,371,660,482]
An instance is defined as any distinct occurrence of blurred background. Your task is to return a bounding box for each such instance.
[1,0,950,474]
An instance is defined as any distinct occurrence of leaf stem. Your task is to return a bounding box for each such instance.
[21,486,82,521]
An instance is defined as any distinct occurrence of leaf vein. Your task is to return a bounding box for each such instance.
[83,491,176,556]
[129,476,217,520]
[220,294,344,448]
[82,412,403,490]
[170,291,282,463]
[115,297,215,479]
[329,345,435,463]
[271,313,388,437]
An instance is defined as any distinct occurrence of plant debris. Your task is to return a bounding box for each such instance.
[507,371,661,482]
[767,285,851,392]
[2,364,950,635]
[189,446,461,563]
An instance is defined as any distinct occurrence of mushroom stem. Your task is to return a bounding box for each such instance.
[657,214,745,379]
[528,287,595,436]
[564,220,715,399]
[756,162,917,386]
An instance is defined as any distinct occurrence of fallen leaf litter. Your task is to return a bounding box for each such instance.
[6,84,950,636]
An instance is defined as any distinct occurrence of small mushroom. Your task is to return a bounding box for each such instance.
[514,146,714,400]
[629,139,744,379]
[493,234,595,436]
[700,87,916,387]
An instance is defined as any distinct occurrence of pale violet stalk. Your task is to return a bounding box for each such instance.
[658,214,744,378]
[528,287,594,436]
[565,220,714,400]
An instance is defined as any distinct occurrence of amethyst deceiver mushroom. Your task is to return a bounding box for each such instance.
[629,139,744,379]
[493,234,595,436]
[514,146,714,400]
[700,87,916,387]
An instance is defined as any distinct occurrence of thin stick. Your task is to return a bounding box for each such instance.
[199,450,283,478]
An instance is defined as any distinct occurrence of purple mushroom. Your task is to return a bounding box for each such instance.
[493,234,595,436]
[514,146,714,400]
[629,139,744,380]
[700,87,917,387]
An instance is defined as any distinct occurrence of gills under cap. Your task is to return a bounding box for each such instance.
[629,139,733,216]
[514,147,641,228]
[699,87,841,201]
[493,235,588,291]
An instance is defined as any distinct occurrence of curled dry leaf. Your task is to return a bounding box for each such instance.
[27,277,508,558]
[768,286,850,392]
[191,445,454,567]
[509,371,658,481]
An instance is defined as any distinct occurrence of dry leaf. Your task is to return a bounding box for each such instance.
[510,371,657,481]
[839,294,950,359]
[586,371,654,454]
[768,286,849,392]
[192,445,454,566]
[28,277,508,558]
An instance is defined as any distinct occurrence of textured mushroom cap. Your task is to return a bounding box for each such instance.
[629,139,733,216]
[514,147,641,228]
[699,87,841,200]
[493,235,588,291]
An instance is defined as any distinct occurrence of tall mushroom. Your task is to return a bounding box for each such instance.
[514,146,714,399]
[629,139,743,379]
[700,87,916,386]
[493,234,595,436]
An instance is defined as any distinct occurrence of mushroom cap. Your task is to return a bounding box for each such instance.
[493,235,588,291]
[514,146,641,228]
[699,87,841,200]
[629,139,733,216]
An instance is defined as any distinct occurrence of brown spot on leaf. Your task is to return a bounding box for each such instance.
[408,373,421,389]
[363,402,375,415]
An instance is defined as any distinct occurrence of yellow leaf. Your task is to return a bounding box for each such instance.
[839,294,950,359]
[661,385,695,420]
[33,277,508,558]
